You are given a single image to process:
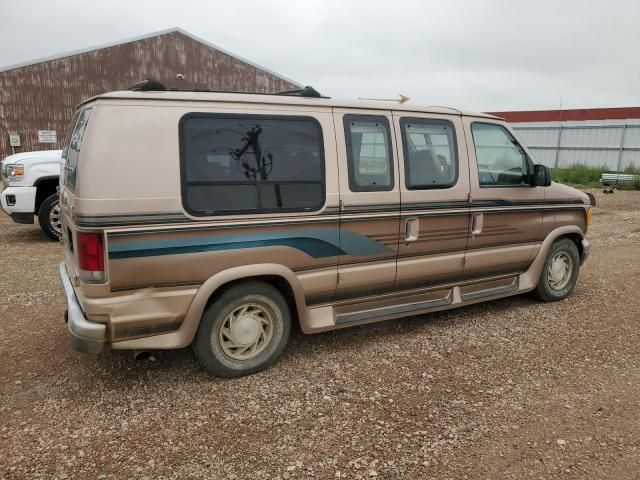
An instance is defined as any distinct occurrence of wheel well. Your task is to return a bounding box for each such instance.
[559,233,584,260]
[34,178,59,213]
[205,275,299,325]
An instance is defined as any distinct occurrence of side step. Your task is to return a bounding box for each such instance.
[460,277,519,301]
[301,275,521,333]
[335,294,452,325]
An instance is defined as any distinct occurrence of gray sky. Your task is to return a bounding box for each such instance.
[1,0,638,111]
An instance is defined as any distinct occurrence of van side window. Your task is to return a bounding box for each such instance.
[64,108,92,191]
[180,114,325,215]
[343,115,394,191]
[471,123,530,186]
[400,118,458,189]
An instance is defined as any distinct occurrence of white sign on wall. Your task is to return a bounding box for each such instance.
[37,130,57,144]
[9,134,21,147]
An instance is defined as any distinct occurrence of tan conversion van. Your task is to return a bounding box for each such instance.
[58,82,594,377]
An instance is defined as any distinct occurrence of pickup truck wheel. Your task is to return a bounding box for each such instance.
[533,238,580,302]
[37,193,62,240]
[192,281,291,377]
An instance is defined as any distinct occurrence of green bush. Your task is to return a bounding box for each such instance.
[551,164,640,190]
[551,164,607,188]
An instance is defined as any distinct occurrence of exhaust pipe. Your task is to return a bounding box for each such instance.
[134,350,151,361]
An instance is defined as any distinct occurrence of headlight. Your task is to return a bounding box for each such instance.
[7,164,24,179]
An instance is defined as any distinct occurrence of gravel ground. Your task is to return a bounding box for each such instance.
[1,190,639,479]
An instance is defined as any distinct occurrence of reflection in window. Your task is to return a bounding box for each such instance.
[181,115,324,214]
[64,108,92,191]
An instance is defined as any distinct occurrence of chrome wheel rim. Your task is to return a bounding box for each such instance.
[217,303,274,360]
[548,252,573,290]
[49,201,62,235]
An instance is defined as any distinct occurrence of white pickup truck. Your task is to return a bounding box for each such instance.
[1,150,62,239]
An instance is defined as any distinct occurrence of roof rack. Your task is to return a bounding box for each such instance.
[128,80,329,99]
[273,86,326,98]
[129,79,169,91]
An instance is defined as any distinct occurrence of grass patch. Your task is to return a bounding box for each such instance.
[551,164,640,190]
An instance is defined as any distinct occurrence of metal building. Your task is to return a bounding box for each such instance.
[0,28,300,159]
[488,108,640,171]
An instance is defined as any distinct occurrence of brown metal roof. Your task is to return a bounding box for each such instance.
[488,107,640,123]
[0,27,300,87]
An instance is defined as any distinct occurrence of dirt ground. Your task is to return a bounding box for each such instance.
[1,189,639,480]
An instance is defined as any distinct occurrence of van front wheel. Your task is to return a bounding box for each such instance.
[192,281,291,377]
[38,193,62,240]
[533,238,580,302]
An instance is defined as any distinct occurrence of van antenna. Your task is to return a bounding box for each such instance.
[359,95,410,104]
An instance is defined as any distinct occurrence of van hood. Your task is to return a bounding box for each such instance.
[546,181,590,205]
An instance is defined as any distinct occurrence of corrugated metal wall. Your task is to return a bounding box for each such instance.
[0,31,297,159]
[513,120,640,171]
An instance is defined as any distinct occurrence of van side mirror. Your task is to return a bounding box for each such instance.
[532,164,551,187]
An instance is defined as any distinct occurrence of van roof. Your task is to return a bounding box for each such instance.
[79,90,499,119]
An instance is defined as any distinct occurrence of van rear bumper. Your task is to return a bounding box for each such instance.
[58,262,106,354]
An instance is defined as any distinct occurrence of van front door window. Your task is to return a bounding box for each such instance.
[471,123,529,186]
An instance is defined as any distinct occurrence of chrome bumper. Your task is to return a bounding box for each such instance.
[580,238,591,265]
[58,262,106,354]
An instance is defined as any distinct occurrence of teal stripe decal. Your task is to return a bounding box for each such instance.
[109,229,391,260]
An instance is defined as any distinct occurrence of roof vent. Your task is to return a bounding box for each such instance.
[129,79,168,91]
[274,86,326,98]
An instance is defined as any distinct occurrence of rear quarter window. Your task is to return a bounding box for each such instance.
[179,114,325,215]
[63,108,92,191]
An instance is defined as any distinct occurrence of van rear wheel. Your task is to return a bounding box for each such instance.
[192,281,291,377]
[533,238,580,302]
[37,193,61,240]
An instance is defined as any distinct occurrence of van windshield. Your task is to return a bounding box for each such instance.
[63,108,92,191]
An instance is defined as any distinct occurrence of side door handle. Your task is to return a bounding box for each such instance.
[471,212,483,235]
[405,217,419,243]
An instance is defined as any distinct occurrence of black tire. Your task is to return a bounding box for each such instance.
[533,238,580,302]
[192,281,291,378]
[37,193,61,241]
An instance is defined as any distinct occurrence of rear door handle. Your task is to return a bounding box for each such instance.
[405,217,419,243]
[471,213,483,235]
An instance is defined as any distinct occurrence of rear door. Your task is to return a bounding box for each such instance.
[393,113,471,290]
[334,109,401,300]
[463,119,543,278]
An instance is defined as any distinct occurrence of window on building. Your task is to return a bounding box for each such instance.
[472,123,530,186]
[401,118,458,189]
[343,115,394,191]
[180,114,325,215]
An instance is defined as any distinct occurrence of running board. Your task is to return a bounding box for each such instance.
[460,277,519,301]
[301,275,524,333]
[335,296,452,325]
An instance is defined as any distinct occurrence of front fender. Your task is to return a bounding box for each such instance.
[519,225,585,291]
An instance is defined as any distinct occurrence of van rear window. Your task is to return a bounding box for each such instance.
[63,108,92,191]
[179,114,325,215]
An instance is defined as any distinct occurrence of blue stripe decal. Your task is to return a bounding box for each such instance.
[109,228,391,259]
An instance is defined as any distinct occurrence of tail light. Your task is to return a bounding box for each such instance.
[77,232,105,282]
